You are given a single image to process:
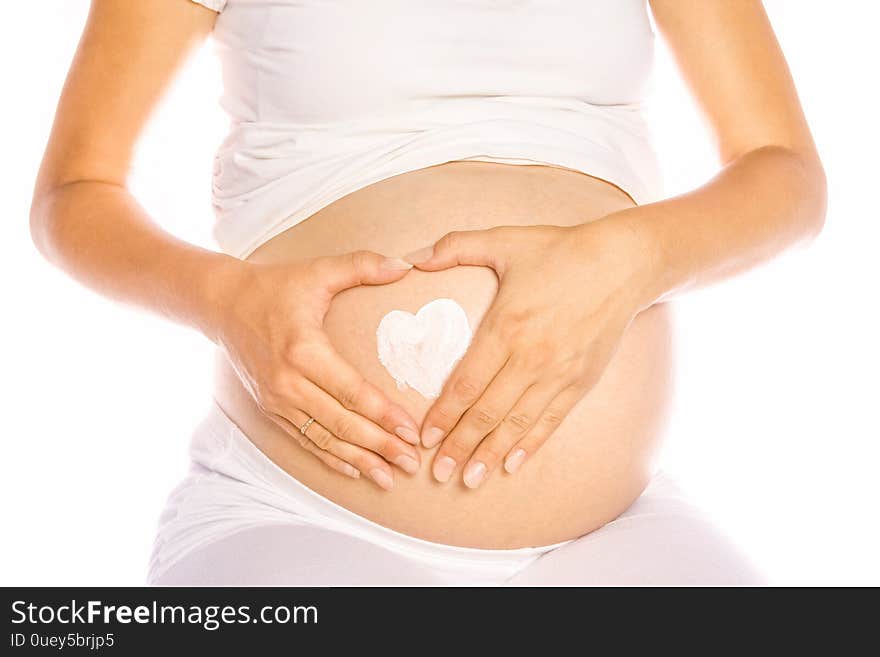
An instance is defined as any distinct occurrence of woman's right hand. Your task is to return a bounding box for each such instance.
[210,251,422,490]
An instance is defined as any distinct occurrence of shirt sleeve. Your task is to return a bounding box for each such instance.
[189,0,226,12]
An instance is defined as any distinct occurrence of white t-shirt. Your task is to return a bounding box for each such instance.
[189,0,662,258]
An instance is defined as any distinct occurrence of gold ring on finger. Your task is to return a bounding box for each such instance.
[299,416,316,436]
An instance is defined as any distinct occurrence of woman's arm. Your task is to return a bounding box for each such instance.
[406,0,826,487]
[30,0,422,488]
[30,0,231,338]
[624,0,827,305]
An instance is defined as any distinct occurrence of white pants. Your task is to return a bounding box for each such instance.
[148,402,767,586]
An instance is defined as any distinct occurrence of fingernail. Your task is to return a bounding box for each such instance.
[394,454,420,475]
[433,456,456,483]
[463,461,487,489]
[341,464,361,479]
[369,468,394,490]
[403,246,434,264]
[421,426,445,449]
[504,449,527,474]
[395,426,420,445]
[381,257,414,271]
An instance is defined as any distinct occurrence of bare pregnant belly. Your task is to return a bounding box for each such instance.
[213,161,674,549]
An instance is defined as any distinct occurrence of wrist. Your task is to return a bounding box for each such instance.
[577,209,666,313]
[190,252,251,345]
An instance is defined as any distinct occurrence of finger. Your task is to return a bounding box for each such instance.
[312,250,413,296]
[419,322,510,449]
[462,379,562,488]
[298,378,421,478]
[270,410,403,491]
[265,410,361,480]
[431,359,533,486]
[403,229,504,272]
[504,386,584,475]
[288,411,408,491]
[302,337,421,445]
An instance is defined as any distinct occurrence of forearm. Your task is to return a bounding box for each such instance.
[30,180,242,342]
[611,145,827,309]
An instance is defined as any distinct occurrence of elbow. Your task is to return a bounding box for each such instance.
[747,144,827,246]
[29,179,93,266]
[29,188,57,265]
[800,154,827,244]
[773,145,827,245]
[30,181,81,267]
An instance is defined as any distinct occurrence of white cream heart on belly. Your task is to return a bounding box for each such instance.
[376,298,472,399]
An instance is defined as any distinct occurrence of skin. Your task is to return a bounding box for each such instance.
[31,0,825,491]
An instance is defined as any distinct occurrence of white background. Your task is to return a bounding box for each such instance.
[1,2,877,585]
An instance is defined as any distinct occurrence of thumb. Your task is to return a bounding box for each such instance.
[315,250,413,295]
[403,229,502,272]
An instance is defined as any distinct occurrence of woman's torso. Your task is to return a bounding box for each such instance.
[213,161,675,549]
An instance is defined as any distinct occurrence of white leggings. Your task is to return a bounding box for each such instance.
[148,402,767,586]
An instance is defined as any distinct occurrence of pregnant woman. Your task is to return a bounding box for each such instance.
[31,0,825,585]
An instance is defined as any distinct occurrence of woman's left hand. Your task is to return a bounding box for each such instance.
[404,218,657,488]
